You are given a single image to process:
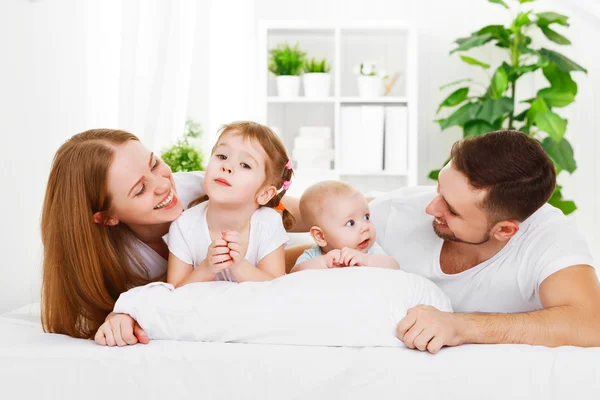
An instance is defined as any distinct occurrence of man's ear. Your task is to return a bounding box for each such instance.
[257,185,277,206]
[93,212,119,226]
[491,220,519,242]
[309,226,327,247]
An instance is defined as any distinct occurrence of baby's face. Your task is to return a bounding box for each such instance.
[318,193,376,252]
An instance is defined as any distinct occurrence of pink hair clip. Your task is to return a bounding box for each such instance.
[283,180,292,191]
[285,159,293,170]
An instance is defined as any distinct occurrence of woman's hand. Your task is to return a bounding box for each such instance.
[207,237,233,273]
[94,312,150,346]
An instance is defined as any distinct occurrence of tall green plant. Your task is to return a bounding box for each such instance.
[431,0,586,215]
[268,43,306,76]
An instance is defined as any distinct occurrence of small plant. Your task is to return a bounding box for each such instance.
[353,61,387,78]
[304,57,330,73]
[268,43,306,76]
[161,119,205,172]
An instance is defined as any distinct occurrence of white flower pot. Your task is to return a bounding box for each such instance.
[357,75,383,97]
[303,73,331,97]
[276,75,301,97]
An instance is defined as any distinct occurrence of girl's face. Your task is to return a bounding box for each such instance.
[204,134,272,206]
[105,140,183,227]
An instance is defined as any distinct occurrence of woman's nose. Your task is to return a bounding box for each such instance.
[155,176,170,194]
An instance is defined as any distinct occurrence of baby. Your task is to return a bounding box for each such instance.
[291,181,399,272]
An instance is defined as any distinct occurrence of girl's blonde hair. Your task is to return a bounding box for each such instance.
[190,121,295,230]
[41,129,152,339]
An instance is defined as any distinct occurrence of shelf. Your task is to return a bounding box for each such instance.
[338,170,408,177]
[267,97,335,104]
[340,97,408,104]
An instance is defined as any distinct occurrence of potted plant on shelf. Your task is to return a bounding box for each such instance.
[353,61,387,97]
[269,42,306,97]
[303,57,331,97]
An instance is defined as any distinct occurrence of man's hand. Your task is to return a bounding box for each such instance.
[339,247,366,267]
[323,249,343,268]
[94,312,150,347]
[396,305,464,354]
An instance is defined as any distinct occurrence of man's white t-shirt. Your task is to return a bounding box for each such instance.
[130,171,206,279]
[165,201,289,282]
[369,186,595,313]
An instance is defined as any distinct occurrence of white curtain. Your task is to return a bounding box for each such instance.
[83,0,197,152]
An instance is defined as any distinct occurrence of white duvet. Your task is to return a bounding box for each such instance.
[114,268,452,346]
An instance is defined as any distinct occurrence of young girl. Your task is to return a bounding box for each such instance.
[166,121,294,287]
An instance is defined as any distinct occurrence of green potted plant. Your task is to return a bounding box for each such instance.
[161,119,205,172]
[303,57,331,97]
[432,0,586,215]
[268,42,306,97]
[353,61,387,97]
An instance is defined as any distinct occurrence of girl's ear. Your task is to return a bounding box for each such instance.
[257,185,277,206]
[310,226,327,247]
[93,212,119,226]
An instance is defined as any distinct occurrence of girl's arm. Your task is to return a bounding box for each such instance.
[167,253,216,288]
[229,245,286,282]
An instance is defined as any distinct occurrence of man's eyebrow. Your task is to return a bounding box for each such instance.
[437,182,461,217]
[127,153,153,196]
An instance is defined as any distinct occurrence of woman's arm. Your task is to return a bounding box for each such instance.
[281,196,311,233]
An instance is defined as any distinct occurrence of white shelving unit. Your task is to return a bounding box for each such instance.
[257,21,418,196]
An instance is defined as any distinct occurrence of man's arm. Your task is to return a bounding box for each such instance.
[397,265,600,353]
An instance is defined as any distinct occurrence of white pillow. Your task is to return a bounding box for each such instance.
[114,268,452,347]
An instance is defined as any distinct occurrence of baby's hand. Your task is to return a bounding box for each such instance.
[340,247,366,267]
[323,249,344,268]
[207,238,232,273]
[222,231,246,266]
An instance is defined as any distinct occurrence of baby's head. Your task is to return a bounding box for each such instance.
[201,121,295,229]
[300,181,376,254]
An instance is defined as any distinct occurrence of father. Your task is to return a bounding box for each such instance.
[369,130,600,353]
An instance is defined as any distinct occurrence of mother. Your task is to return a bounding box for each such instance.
[41,128,306,344]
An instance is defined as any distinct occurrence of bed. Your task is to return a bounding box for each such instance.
[2,303,600,400]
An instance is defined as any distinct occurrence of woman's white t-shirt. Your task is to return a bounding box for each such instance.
[165,201,289,282]
[130,171,206,279]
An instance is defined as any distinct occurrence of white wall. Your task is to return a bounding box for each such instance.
[0,0,90,313]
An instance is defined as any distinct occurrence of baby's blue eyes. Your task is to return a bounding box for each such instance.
[345,220,355,227]
[364,214,370,221]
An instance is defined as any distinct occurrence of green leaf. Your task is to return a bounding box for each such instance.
[535,111,567,142]
[540,26,571,45]
[460,55,490,69]
[476,97,514,124]
[519,0,535,3]
[428,169,441,181]
[542,63,578,95]
[451,33,493,54]
[548,186,577,215]
[476,25,511,47]
[464,120,495,137]
[437,87,469,113]
[439,102,483,130]
[439,78,472,90]
[514,109,528,122]
[488,0,509,8]
[491,67,509,99]
[537,87,575,108]
[526,97,549,125]
[542,137,576,173]
[536,12,569,27]
[514,63,541,75]
[515,11,532,27]
[539,48,587,73]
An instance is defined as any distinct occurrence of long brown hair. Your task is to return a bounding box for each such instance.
[450,130,556,222]
[41,129,151,339]
[189,121,295,230]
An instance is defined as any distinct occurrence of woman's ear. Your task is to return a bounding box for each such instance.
[257,185,277,206]
[309,226,327,247]
[93,212,119,226]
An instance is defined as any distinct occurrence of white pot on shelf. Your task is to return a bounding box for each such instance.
[276,75,301,97]
[303,73,331,97]
[357,75,383,97]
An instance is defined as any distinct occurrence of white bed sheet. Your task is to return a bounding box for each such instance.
[2,303,600,400]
